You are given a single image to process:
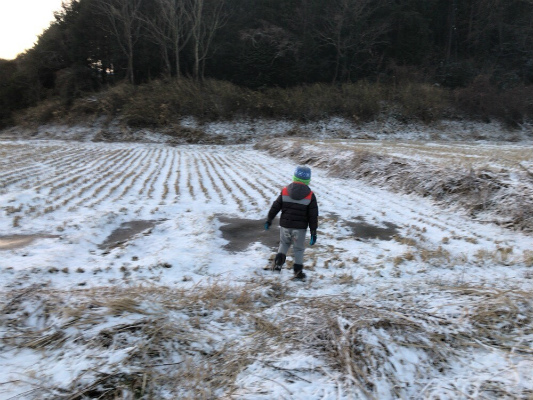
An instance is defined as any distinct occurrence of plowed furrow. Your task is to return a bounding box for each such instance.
[0,144,69,176]
[0,148,85,189]
[53,148,147,211]
[85,149,154,208]
[110,149,155,203]
[202,153,244,210]
[42,149,127,196]
[179,152,193,200]
[215,153,273,208]
[209,154,260,210]
[173,150,182,199]
[196,152,227,205]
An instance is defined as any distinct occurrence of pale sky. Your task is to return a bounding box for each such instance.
[0,0,65,60]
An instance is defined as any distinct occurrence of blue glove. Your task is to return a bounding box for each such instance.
[264,221,271,230]
[310,232,317,246]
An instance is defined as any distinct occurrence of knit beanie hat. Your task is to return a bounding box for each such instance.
[293,166,311,185]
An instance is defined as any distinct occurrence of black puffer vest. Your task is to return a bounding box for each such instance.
[267,182,318,231]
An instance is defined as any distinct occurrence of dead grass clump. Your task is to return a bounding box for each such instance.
[25,331,67,349]
[277,298,454,398]
[115,79,256,128]
[336,272,358,285]
[12,215,22,227]
[419,246,451,265]
[340,81,384,121]
[523,250,533,267]
[392,253,408,266]
[452,287,533,350]
[102,297,146,316]
[69,96,101,118]
[474,247,517,265]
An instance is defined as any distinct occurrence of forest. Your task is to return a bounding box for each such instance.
[1,0,533,128]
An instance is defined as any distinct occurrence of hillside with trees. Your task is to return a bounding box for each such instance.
[1,0,532,130]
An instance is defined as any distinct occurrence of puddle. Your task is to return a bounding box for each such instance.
[0,234,60,250]
[218,215,399,253]
[344,220,399,241]
[99,220,160,250]
[218,216,280,252]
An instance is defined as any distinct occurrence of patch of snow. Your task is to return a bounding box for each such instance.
[0,136,532,398]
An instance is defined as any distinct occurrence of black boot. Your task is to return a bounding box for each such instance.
[273,253,286,272]
[293,264,306,280]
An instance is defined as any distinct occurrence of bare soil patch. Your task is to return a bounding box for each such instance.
[98,220,160,251]
[0,234,60,250]
[218,215,398,253]
[345,219,399,241]
[218,216,280,252]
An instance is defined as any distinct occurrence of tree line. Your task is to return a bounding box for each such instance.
[1,0,532,127]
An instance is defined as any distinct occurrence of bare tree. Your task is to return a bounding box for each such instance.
[240,21,300,62]
[317,0,390,82]
[190,0,228,81]
[141,0,193,79]
[97,0,143,84]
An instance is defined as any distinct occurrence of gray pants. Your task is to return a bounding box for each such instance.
[278,227,307,265]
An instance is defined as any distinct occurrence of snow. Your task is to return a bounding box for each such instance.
[1,123,533,398]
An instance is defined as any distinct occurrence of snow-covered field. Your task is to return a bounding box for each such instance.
[1,135,533,399]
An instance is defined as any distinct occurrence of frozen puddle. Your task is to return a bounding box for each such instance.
[0,234,60,250]
[345,219,399,241]
[99,220,161,251]
[218,216,400,253]
[219,216,280,252]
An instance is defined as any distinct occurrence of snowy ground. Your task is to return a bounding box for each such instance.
[1,134,533,399]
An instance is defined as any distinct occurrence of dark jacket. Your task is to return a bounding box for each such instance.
[267,182,318,232]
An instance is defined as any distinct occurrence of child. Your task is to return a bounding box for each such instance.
[264,166,319,280]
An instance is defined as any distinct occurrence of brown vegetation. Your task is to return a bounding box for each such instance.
[256,139,533,232]
[11,78,532,130]
[2,281,531,399]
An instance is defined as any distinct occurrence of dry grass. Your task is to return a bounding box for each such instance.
[325,140,533,170]
[0,283,285,399]
[2,281,532,399]
[256,138,533,232]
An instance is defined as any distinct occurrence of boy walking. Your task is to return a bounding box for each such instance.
[264,166,319,280]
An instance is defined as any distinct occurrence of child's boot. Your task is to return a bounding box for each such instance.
[273,253,286,272]
[293,264,306,280]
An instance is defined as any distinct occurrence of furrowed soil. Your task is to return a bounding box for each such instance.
[1,137,532,399]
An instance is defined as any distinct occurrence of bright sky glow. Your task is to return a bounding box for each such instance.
[0,0,64,60]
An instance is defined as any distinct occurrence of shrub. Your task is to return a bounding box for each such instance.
[13,98,63,126]
[394,83,449,123]
[99,83,136,117]
[340,82,384,121]
[454,76,533,127]
[14,76,533,128]
[256,82,383,122]
[118,79,258,127]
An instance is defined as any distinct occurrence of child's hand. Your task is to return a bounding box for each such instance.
[310,233,317,245]
[264,221,271,230]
